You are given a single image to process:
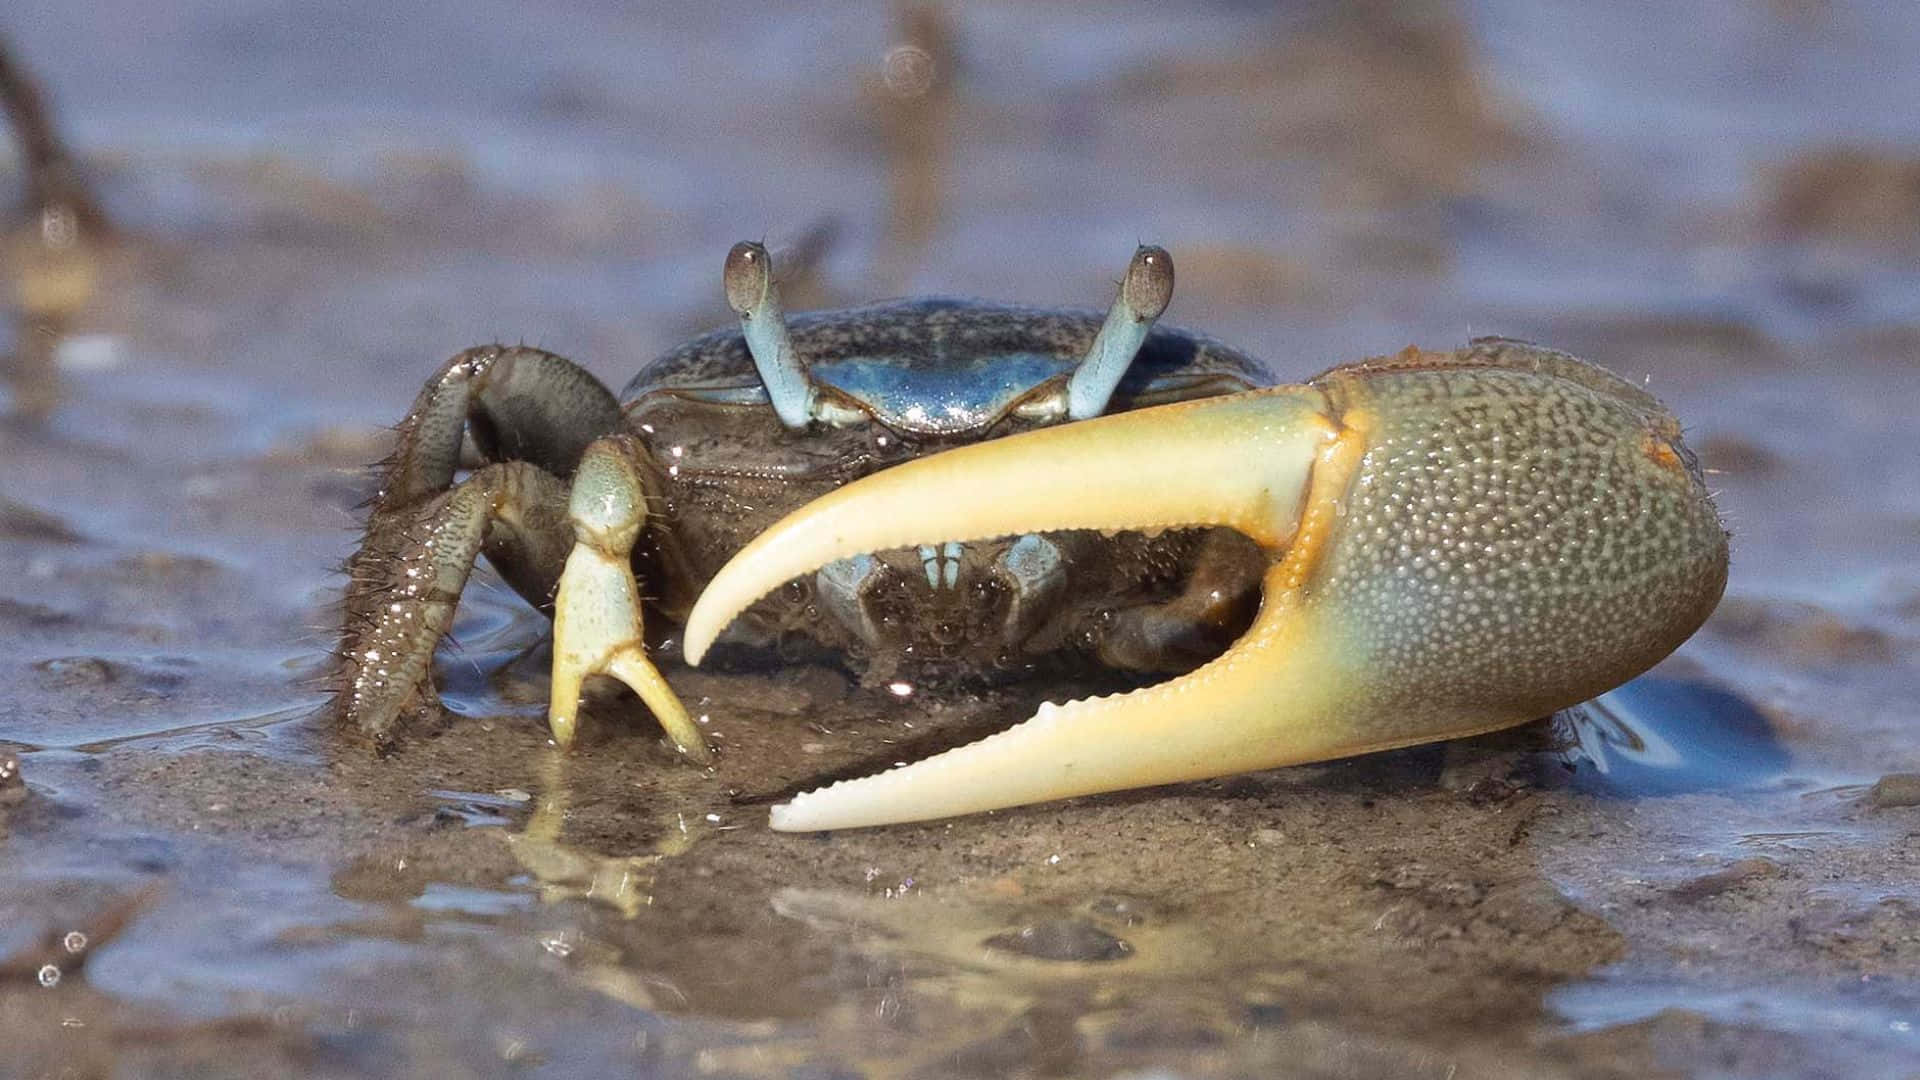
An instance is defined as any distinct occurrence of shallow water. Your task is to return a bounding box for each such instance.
[1561,679,1793,797]
[3,2,1918,1077]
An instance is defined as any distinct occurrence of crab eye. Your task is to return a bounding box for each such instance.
[723,239,818,429]
[1064,245,1178,420]
[1123,245,1174,321]
[724,241,771,316]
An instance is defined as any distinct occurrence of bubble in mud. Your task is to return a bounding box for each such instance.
[0,753,25,806]
[881,45,935,97]
[1084,894,1167,927]
[983,918,1134,963]
[37,964,60,988]
[1867,774,1920,809]
[62,931,87,953]
[31,656,116,685]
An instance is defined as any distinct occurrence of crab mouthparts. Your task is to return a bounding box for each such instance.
[681,387,1364,831]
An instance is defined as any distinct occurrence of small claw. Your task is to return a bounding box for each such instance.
[688,343,1729,831]
[550,439,710,762]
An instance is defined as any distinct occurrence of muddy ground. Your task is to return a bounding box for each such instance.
[2,2,1917,1077]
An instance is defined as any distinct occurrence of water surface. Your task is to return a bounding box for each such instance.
[3,2,1917,1076]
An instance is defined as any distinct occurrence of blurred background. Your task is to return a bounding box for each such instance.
[3,2,1917,1077]
[9,1,1919,396]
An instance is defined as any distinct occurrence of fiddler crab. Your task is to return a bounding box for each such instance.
[339,243,1728,831]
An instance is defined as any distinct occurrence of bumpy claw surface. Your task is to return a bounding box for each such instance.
[685,341,1730,831]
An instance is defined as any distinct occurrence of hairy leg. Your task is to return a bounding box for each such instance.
[338,346,625,742]
[341,461,571,741]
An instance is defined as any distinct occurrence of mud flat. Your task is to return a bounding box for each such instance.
[3,2,1918,1076]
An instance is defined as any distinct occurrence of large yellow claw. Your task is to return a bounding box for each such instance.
[684,341,1730,831]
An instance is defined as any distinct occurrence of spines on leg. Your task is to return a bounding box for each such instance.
[339,462,573,743]
[369,346,625,513]
[339,476,493,743]
[338,346,624,744]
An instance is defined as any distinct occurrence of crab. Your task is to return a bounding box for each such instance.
[3,38,112,422]
[339,242,1729,832]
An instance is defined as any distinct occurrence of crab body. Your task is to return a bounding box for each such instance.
[614,298,1267,676]
[338,243,1728,831]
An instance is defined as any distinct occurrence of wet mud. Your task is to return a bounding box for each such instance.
[3,2,1918,1077]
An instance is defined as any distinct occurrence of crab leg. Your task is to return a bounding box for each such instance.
[341,346,629,742]
[684,343,1729,831]
[342,460,572,742]
[3,39,109,421]
[0,39,108,236]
